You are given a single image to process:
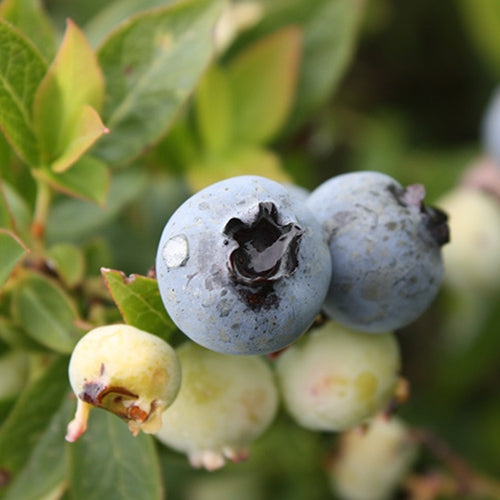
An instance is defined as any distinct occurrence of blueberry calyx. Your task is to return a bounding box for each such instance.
[422,206,450,246]
[79,381,138,406]
[223,202,303,287]
[389,183,450,247]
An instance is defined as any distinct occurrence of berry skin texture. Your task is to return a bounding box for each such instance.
[155,175,332,355]
[275,320,401,432]
[306,171,449,332]
[481,86,500,167]
[65,324,181,442]
[328,416,418,500]
[154,341,279,470]
[437,186,500,295]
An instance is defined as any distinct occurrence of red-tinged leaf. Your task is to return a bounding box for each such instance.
[33,19,106,171]
[101,268,176,341]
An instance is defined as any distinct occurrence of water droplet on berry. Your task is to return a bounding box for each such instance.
[163,234,189,268]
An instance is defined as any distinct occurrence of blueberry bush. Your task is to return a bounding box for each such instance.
[1,1,500,499]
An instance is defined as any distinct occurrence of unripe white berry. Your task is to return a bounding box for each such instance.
[275,321,401,432]
[328,416,418,500]
[154,341,279,470]
[66,324,181,442]
[437,186,500,294]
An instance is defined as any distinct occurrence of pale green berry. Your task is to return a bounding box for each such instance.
[154,341,278,470]
[328,416,418,500]
[437,186,500,294]
[66,324,181,442]
[275,321,401,432]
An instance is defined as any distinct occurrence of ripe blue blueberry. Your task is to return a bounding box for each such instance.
[482,86,500,166]
[307,171,449,332]
[155,175,332,355]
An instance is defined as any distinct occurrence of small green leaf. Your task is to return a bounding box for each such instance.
[11,272,81,354]
[0,229,28,288]
[33,19,106,172]
[50,106,108,174]
[35,155,110,206]
[95,0,225,165]
[195,64,232,155]
[47,243,86,289]
[0,0,57,60]
[227,26,302,145]
[101,268,176,341]
[0,356,69,484]
[68,410,164,500]
[0,19,47,166]
[2,397,73,500]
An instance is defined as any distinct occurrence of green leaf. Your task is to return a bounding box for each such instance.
[84,0,179,48]
[0,317,46,351]
[248,0,365,133]
[35,155,110,206]
[101,268,176,341]
[0,229,28,288]
[11,272,81,354]
[0,19,47,166]
[33,20,106,172]
[0,350,29,401]
[95,0,225,166]
[194,63,232,155]
[0,356,69,486]
[227,26,302,145]
[46,168,147,242]
[0,185,13,229]
[67,410,163,500]
[47,243,86,289]
[2,397,73,500]
[0,0,57,60]
[0,181,33,243]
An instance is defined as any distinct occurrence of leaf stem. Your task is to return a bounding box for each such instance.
[31,177,52,243]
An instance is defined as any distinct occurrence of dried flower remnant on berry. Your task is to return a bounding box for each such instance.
[65,324,181,442]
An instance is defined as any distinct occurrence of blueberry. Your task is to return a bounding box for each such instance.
[155,175,332,355]
[307,171,449,332]
[482,86,500,166]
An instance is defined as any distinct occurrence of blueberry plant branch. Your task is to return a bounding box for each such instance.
[405,429,500,499]
[30,177,51,243]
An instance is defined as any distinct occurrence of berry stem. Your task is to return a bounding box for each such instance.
[65,399,92,442]
[408,428,500,499]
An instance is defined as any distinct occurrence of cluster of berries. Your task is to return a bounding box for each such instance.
[66,171,449,480]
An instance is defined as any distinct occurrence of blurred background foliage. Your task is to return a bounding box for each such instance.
[1,0,500,498]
